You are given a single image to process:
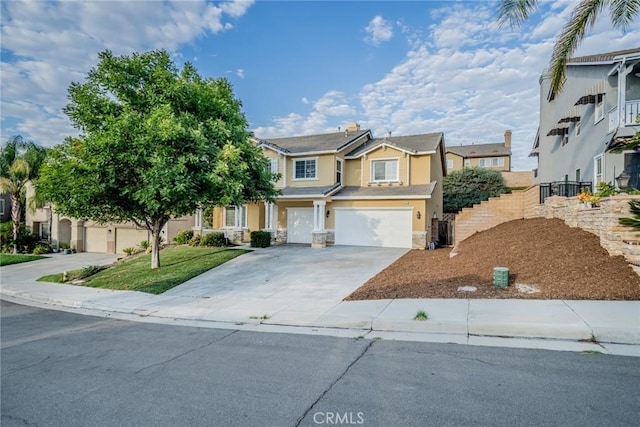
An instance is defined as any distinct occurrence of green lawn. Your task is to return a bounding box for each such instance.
[37,247,250,294]
[0,254,49,266]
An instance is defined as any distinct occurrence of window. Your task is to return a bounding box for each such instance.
[446,159,454,169]
[39,222,49,240]
[371,159,399,181]
[464,159,470,167]
[562,135,569,146]
[0,198,4,216]
[224,206,247,228]
[575,120,581,136]
[594,155,603,184]
[479,157,504,168]
[270,158,278,174]
[576,169,581,182]
[595,94,604,123]
[293,158,317,180]
[336,158,343,184]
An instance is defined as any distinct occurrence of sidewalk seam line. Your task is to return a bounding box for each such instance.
[561,300,596,340]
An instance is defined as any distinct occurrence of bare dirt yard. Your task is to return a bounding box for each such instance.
[346,218,640,301]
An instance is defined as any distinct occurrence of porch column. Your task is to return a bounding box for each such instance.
[313,200,326,231]
[312,201,327,249]
[264,202,276,230]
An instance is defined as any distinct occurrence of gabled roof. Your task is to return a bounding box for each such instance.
[257,129,371,155]
[446,143,510,158]
[346,132,443,158]
[567,48,640,65]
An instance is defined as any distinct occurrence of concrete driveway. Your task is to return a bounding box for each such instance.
[163,244,408,324]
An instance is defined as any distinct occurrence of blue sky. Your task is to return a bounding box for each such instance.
[1,1,639,171]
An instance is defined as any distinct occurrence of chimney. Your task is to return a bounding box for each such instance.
[504,129,512,149]
[346,122,360,132]
[338,126,341,133]
[388,131,392,138]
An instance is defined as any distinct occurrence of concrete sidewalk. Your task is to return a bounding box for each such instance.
[1,252,638,356]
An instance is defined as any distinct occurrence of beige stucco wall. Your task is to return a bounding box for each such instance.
[344,159,362,186]
[284,154,336,187]
[261,148,285,188]
[409,155,432,185]
[361,146,408,185]
[445,153,465,172]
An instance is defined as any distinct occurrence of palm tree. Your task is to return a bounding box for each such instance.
[498,0,640,94]
[0,136,48,254]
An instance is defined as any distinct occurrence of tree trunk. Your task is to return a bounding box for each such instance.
[10,194,21,255]
[150,221,164,269]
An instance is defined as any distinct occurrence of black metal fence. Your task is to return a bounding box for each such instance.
[539,181,592,204]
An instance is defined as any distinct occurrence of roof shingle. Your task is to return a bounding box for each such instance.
[446,143,510,158]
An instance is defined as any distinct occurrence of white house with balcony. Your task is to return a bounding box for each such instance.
[531,48,640,198]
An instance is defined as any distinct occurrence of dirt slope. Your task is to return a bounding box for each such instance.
[346,218,640,300]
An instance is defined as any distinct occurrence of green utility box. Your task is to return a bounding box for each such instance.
[493,267,510,288]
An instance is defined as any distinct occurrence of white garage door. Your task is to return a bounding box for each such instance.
[116,228,149,254]
[335,208,412,248]
[287,208,314,244]
[84,227,107,253]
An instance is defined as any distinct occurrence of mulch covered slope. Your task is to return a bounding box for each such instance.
[346,218,640,301]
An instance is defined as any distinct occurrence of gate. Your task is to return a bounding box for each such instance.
[438,219,454,246]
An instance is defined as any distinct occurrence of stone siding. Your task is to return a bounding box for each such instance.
[412,232,427,249]
[275,228,287,244]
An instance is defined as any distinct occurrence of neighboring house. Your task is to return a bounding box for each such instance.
[205,124,446,249]
[25,183,195,253]
[531,48,640,198]
[0,192,9,222]
[445,130,512,172]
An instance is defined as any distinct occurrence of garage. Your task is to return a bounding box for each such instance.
[115,228,149,254]
[287,208,314,244]
[84,227,107,253]
[335,207,412,248]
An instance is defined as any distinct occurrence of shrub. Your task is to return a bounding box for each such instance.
[122,247,136,256]
[173,229,194,245]
[78,265,106,280]
[250,231,271,248]
[0,222,40,253]
[139,240,150,250]
[59,242,70,250]
[33,243,50,255]
[443,167,508,213]
[200,232,226,247]
[188,234,202,246]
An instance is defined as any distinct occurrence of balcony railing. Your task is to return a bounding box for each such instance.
[607,100,640,132]
[539,181,592,204]
[625,99,640,126]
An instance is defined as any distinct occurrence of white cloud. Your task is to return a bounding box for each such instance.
[0,0,254,147]
[253,2,640,171]
[236,69,245,79]
[301,97,309,104]
[364,15,393,46]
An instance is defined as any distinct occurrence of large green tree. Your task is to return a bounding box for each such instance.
[498,0,640,94]
[443,167,508,213]
[37,50,278,268]
[0,136,48,254]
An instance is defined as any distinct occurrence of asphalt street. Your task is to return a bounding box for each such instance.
[1,301,638,427]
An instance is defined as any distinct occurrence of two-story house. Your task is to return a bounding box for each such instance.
[445,130,512,172]
[25,183,196,253]
[532,48,640,198]
[208,124,446,249]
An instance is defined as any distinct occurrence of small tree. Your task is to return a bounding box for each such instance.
[37,50,279,268]
[443,167,508,213]
[0,136,48,254]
